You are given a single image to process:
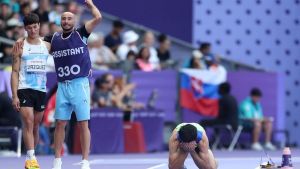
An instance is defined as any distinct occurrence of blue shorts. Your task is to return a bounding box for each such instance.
[55,77,90,121]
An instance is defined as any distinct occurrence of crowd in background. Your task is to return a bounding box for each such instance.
[0,0,225,72]
[0,0,227,111]
[0,0,275,154]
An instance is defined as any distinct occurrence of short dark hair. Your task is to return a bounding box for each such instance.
[126,50,136,58]
[158,34,168,43]
[23,13,39,26]
[21,2,30,9]
[199,42,211,51]
[137,46,150,60]
[178,124,197,143]
[95,73,112,88]
[113,20,124,28]
[250,88,262,97]
[219,82,231,95]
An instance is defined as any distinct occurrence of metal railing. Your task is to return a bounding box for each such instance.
[0,36,15,46]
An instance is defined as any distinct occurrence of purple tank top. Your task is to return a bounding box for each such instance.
[51,30,91,82]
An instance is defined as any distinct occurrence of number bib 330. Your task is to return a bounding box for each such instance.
[57,64,81,78]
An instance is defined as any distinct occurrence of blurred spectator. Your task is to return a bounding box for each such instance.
[92,73,115,107]
[116,30,139,61]
[204,54,215,68]
[135,46,155,72]
[11,0,20,14]
[112,77,143,110]
[0,17,24,64]
[40,22,50,37]
[0,44,13,64]
[201,82,239,130]
[198,42,220,69]
[92,74,142,110]
[0,0,12,23]
[182,49,205,69]
[142,31,160,69]
[199,42,212,56]
[0,18,23,64]
[0,91,22,128]
[42,21,55,72]
[120,50,136,76]
[66,1,83,26]
[105,20,124,53]
[33,0,50,23]
[156,34,170,61]
[20,2,31,19]
[49,1,64,26]
[189,57,202,69]
[88,32,118,70]
[126,50,136,60]
[49,22,60,34]
[192,50,206,69]
[6,18,24,39]
[67,1,81,14]
[156,34,176,69]
[239,88,276,151]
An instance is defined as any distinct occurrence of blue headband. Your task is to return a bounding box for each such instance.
[177,130,202,143]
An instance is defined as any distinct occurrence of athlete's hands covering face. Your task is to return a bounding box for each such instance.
[179,141,197,153]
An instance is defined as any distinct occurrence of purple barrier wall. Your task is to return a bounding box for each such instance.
[46,70,177,121]
[91,0,193,42]
[90,108,124,154]
[183,71,285,131]
[133,109,165,152]
[131,70,177,122]
[0,71,5,93]
[0,71,12,97]
[89,108,164,153]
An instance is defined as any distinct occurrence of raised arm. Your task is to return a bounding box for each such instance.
[84,0,102,34]
[168,130,188,169]
[190,132,217,169]
[11,41,23,112]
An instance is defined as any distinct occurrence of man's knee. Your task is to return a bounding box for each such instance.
[33,124,39,133]
[78,121,89,130]
[23,117,34,129]
[253,120,262,129]
[56,121,67,129]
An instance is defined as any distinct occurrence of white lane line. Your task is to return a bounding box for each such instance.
[72,157,300,165]
[147,163,167,169]
[72,158,168,165]
[73,162,81,165]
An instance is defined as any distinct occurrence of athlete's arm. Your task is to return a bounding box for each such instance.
[12,38,25,55]
[84,0,102,34]
[11,42,22,112]
[44,41,51,52]
[168,130,188,169]
[190,132,217,169]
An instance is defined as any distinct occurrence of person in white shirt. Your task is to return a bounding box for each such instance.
[116,30,139,61]
[88,32,118,70]
[142,31,160,69]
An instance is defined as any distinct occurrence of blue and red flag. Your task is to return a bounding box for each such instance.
[180,68,227,117]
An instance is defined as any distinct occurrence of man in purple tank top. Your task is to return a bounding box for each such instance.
[45,1,101,169]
